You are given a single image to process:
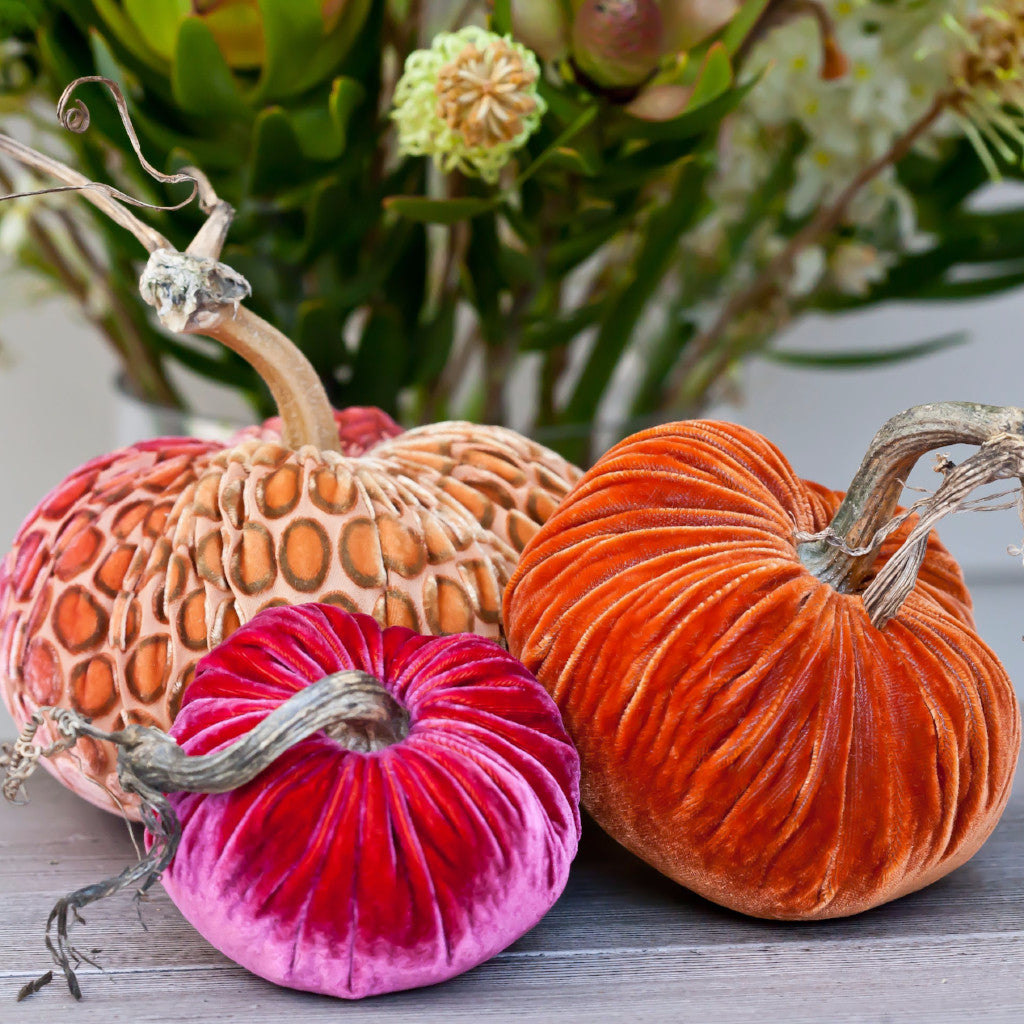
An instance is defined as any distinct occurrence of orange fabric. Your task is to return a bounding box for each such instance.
[504,420,1021,920]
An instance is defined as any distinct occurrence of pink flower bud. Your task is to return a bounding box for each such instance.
[572,0,664,89]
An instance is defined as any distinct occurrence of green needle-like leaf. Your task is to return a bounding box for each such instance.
[764,332,968,368]
[383,196,497,225]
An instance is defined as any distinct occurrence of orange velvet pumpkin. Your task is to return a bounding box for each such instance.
[503,418,1021,920]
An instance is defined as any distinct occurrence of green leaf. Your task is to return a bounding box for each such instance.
[687,43,733,109]
[383,196,496,225]
[123,0,189,59]
[765,332,968,368]
[287,77,365,162]
[523,301,605,351]
[295,300,344,378]
[343,307,408,413]
[249,107,304,195]
[515,103,600,186]
[463,213,502,343]
[549,212,639,274]
[254,0,370,101]
[491,0,511,34]
[0,0,43,34]
[300,177,349,259]
[720,0,772,56]
[172,17,249,117]
[413,295,458,386]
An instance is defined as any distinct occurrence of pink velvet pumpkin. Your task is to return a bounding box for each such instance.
[148,603,581,999]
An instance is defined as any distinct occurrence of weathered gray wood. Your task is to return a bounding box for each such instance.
[1,755,1022,1022]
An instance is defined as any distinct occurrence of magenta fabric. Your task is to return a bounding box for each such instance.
[147,604,581,999]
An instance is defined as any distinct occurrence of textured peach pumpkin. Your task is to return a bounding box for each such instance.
[0,407,579,815]
[504,419,1021,920]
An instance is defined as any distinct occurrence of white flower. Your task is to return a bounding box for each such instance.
[830,241,890,295]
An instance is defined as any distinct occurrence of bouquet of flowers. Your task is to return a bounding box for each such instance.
[0,0,1022,461]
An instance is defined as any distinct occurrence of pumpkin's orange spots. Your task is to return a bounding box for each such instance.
[193,473,222,518]
[310,468,356,514]
[464,449,527,486]
[73,735,109,778]
[169,662,197,721]
[373,588,420,631]
[537,465,572,496]
[179,588,209,651]
[459,559,502,624]
[230,523,277,596]
[143,538,172,585]
[39,469,98,519]
[121,707,162,729]
[466,478,517,510]
[420,514,457,564]
[251,444,289,468]
[140,456,192,492]
[507,510,538,553]
[340,518,386,588]
[121,596,141,649]
[258,598,289,614]
[378,515,426,579]
[211,598,241,647]
[399,449,455,474]
[69,656,118,717]
[321,591,360,614]
[221,481,245,529]
[94,544,137,598]
[52,586,108,653]
[0,611,20,673]
[527,488,558,524]
[126,636,171,703]
[424,575,475,634]
[153,584,169,625]
[166,553,189,601]
[54,525,104,582]
[257,464,301,518]
[441,478,495,530]
[280,519,330,592]
[23,637,61,704]
[24,583,52,639]
[112,501,153,539]
[144,501,174,538]
[196,529,226,588]
[11,530,48,600]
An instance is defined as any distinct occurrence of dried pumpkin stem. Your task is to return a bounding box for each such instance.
[862,435,1024,627]
[3,671,408,1000]
[797,402,1024,594]
[0,77,342,453]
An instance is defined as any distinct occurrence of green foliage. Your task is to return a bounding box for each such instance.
[1,1,1022,463]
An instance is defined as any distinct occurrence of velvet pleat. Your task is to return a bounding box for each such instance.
[150,604,581,998]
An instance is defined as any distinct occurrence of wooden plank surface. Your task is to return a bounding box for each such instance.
[1,754,1022,1023]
